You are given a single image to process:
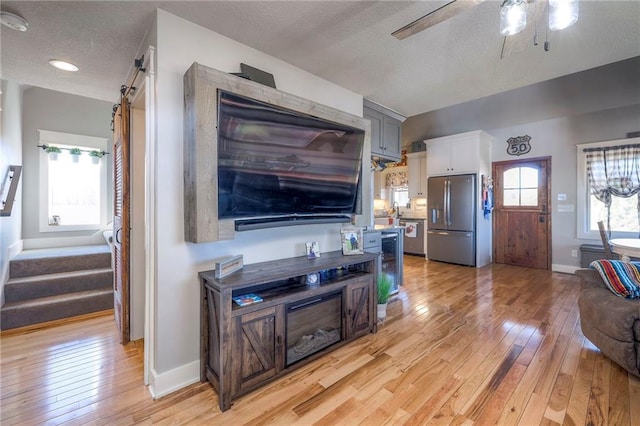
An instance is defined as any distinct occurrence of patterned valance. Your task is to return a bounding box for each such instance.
[584,143,640,232]
[385,170,408,188]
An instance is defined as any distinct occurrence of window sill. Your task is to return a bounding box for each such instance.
[40,224,103,233]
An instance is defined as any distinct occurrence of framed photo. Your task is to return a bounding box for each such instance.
[305,241,320,259]
[341,226,363,255]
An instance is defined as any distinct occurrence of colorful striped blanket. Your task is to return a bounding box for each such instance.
[590,260,640,299]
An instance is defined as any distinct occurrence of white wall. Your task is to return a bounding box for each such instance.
[0,80,24,302]
[20,87,114,245]
[148,10,367,393]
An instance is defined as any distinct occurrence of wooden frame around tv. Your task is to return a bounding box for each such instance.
[183,62,369,243]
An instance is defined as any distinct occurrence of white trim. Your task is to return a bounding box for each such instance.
[143,45,157,388]
[576,137,640,239]
[551,263,580,274]
[147,361,200,399]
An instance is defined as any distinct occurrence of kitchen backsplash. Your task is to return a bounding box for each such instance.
[403,199,427,218]
[375,198,426,218]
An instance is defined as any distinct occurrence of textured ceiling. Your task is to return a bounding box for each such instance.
[1,1,639,117]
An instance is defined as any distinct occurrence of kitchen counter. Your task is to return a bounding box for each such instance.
[374,224,404,231]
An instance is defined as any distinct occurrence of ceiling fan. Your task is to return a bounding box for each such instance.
[391,0,551,59]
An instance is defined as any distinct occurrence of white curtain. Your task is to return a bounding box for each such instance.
[585,144,640,233]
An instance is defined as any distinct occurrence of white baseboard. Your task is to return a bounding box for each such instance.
[552,264,580,274]
[147,360,200,399]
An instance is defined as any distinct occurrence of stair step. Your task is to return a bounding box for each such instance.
[0,289,114,330]
[4,268,113,303]
[10,245,112,278]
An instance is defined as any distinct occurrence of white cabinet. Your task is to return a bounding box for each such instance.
[425,131,492,176]
[407,152,427,198]
[373,171,384,199]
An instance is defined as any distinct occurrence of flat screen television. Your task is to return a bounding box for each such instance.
[217,91,364,230]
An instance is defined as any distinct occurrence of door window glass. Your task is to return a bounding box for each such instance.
[503,166,538,206]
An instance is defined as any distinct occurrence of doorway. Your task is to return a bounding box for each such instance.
[112,47,155,387]
[493,157,551,269]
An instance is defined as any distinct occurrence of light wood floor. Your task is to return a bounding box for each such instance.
[2,257,639,425]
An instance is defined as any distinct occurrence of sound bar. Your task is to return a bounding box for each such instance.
[235,215,351,231]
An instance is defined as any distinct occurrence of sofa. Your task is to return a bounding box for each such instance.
[576,268,640,377]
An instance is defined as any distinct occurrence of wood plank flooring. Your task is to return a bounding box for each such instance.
[2,256,638,425]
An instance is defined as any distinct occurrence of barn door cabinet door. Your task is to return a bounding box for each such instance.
[345,278,374,338]
[231,305,285,396]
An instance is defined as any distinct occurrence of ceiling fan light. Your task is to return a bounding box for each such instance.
[500,0,527,36]
[549,0,579,31]
[49,59,79,72]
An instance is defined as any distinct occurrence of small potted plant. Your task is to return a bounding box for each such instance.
[377,272,393,324]
[69,147,82,163]
[89,150,104,164]
[46,145,62,161]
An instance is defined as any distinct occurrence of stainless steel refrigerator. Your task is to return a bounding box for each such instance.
[427,174,476,266]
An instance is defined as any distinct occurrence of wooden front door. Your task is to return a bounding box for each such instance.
[113,95,131,344]
[493,157,551,269]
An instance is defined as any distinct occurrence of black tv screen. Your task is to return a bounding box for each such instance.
[217,91,364,222]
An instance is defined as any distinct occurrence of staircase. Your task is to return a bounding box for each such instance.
[1,245,114,330]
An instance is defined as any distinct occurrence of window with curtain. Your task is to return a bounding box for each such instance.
[577,138,640,239]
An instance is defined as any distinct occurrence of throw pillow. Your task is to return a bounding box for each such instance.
[590,259,640,299]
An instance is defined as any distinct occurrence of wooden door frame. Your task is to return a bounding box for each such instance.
[492,156,552,269]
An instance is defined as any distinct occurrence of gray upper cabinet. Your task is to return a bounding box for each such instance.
[364,100,404,162]
[382,116,402,159]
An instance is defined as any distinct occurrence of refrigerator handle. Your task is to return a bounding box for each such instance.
[443,180,448,227]
[445,180,451,226]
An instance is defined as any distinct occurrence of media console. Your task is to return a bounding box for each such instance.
[199,250,379,411]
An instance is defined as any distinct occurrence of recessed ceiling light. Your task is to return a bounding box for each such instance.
[0,11,29,31]
[49,59,79,72]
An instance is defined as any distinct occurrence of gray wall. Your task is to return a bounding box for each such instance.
[403,57,640,269]
[21,87,114,241]
[0,80,24,300]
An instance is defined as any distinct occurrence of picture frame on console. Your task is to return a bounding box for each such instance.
[341,226,363,255]
[306,241,320,259]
